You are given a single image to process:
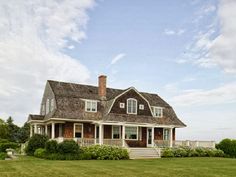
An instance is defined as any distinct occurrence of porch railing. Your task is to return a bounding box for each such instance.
[103,139,122,147]
[173,140,215,148]
[154,140,170,147]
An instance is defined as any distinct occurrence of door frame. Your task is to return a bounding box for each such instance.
[146,127,153,147]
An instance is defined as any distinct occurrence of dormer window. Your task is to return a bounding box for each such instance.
[85,100,97,112]
[127,98,137,114]
[153,107,163,117]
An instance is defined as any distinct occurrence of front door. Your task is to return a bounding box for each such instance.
[147,128,152,147]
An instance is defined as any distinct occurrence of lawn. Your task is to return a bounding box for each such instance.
[0,157,236,177]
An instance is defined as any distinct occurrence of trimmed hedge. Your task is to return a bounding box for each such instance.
[216,139,236,158]
[81,145,129,160]
[25,134,48,155]
[0,142,19,152]
[45,140,58,153]
[34,148,46,158]
[57,140,80,154]
[161,147,224,158]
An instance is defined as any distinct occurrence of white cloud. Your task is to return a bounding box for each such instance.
[110,53,126,65]
[164,29,185,36]
[0,0,95,125]
[170,82,236,106]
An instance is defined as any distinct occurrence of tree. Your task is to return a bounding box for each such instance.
[17,123,30,143]
[0,119,8,139]
[6,116,20,142]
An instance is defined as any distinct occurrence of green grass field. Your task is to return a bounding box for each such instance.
[0,156,236,177]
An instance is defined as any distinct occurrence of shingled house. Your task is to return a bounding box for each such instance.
[27,75,186,148]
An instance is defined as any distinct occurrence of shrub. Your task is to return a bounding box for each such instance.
[0,142,19,152]
[34,148,46,158]
[81,145,129,160]
[25,134,48,155]
[172,148,188,157]
[0,152,8,160]
[161,148,174,157]
[217,139,236,158]
[0,139,9,144]
[57,140,80,154]
[45,140,58,153]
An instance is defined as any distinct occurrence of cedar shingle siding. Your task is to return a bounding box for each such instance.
[28,80,186,127]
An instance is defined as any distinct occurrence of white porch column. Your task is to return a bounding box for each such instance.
[122,125,125,147]
[30,125,33,137]
[94,125,97,144]
[45,124,48,136]
[99,124,103,145]
[34,124,37,134]
[151,127,155,147]
[169,128,173,147]
[51,122,55,139]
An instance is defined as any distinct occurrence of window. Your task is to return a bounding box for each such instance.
[153,107,163,117]
[112,126,121,139]
[139,104,144,110]
[120,103,125,108]
[127,98,137,114]
[74,124,83,138]
[50,98,54,111]
[46,99,50,114]
[163,129,169,140]
[125,126,138,140]
[85,100,97,112]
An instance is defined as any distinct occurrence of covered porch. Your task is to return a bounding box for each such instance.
[29,121,175,148]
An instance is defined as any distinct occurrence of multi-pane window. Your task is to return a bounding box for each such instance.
[74,124,83,138]
[125,126,138,140]
[85,100,97,112]
[163,129,169,140]
[153,107,163,117]
[46,99,50,114]
[127,98,137,114]
[112,126,121,139]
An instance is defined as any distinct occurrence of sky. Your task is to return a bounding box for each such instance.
[0,0,236,142]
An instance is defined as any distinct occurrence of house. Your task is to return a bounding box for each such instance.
[27,75,186,148]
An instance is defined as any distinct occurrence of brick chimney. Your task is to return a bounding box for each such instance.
[98,75,107,100]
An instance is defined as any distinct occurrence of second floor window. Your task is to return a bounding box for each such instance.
[85,100,97,112]
[153,107,163,117]
[127,98,137,114]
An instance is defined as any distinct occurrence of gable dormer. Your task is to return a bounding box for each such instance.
[109,88,153,116]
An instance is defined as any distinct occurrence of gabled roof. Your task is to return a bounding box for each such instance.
[28,80,186,127]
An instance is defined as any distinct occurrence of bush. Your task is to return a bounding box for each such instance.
[0,142,19,152]
[0,152,8,160]
[45,140,58,153]
[0,139,9,144]
[217,139,236,158]
[161,148,174,157]
[161,147,225,158]
[81,145,129,160]
[58,140,80,154]
[25,134,48,155]
[34,148,46,158]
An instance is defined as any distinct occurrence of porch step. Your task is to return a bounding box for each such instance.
[128,148,161,159]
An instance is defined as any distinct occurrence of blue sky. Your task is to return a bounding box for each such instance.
[0,0,236,141]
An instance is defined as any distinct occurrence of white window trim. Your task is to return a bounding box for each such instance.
[163,128,169,141]
[119,103,125,108]
[85,100,98,112]
[139,104,144,110]
[111,125,121,139]
[125,126,138,140]
[73,123,83,139]
[152,106,163,118]
[127,98,138,115]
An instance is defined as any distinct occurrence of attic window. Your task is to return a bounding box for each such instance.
[139,104,144,110]
[85,100,97,112]
[153,107,163,118]
[120,103,125,108]
[127,98,137,114]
